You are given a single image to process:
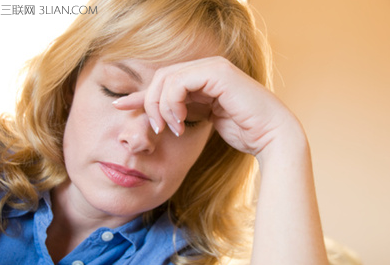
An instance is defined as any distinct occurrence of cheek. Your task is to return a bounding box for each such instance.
[64,103,96,149]
[165,125,213,178]
[63,89,111,168]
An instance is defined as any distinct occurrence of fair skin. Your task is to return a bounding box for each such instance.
[46,52,328,263]
[114,56,329,264]
[46,56,214,262]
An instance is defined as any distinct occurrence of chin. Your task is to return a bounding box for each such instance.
[85,191,154,219]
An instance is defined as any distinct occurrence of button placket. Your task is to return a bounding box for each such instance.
[101,231,114,242]
[72,261,84,265]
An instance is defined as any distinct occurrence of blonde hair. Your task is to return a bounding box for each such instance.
[0,0,273,264]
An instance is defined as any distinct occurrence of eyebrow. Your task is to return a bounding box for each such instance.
[110,62,143,84]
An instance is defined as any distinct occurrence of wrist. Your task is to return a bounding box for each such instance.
[255,117,310,169]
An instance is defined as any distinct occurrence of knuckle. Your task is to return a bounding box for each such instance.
[165,72,183,88]
[154,67,167,79]
[215,57,234,73]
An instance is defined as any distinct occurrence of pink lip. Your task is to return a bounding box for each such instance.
[99,162,151,188]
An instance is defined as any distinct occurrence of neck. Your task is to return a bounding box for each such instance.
[46,180,134,262]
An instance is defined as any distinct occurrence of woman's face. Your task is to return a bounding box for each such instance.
[62,56,213,220]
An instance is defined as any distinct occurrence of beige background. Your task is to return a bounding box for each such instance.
[250,0,390,264]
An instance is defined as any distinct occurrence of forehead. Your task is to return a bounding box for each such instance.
[95,35,220,84]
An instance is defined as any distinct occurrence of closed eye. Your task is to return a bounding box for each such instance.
[183,120,200,128]
[101,85,201,127]
[101,86,129,98]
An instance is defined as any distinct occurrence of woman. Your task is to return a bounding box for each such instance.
[0,0,329,264]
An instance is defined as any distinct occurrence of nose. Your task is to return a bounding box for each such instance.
[117,111,158,155]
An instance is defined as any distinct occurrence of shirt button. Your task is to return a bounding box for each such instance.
[101,231,114,242]
[72,261,84,265]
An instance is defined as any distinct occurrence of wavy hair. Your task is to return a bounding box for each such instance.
[0,0,273,264]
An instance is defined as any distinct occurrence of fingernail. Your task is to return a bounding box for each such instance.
[167,123,179,137]
[171,110,181,124]
[112,98,121,105]
[149,118,159,135]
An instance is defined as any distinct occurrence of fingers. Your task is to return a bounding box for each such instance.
[144,66,183,136]
[113,63,191,137]
[157,71,191,136]
[145,61,207,137]
[112,90,146,109]
[113,57,233,137]
[111,90,163,135]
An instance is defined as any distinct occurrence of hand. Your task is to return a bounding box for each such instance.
[114,56,299,157]
[113,56,328,264]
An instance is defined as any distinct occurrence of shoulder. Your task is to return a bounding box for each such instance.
[0,190,49,219]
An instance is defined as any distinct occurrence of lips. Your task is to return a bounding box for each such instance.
[99,162,151,187]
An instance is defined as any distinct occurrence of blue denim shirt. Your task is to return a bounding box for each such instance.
[0,192,189,264]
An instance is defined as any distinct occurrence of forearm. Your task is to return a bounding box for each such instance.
[251,120,329,265]
[114,56,329,263]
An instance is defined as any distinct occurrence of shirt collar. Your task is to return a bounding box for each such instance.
[1,190,52,219]
[2,190,186,252]
[2,190,148,249]
[114,214,148,250]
